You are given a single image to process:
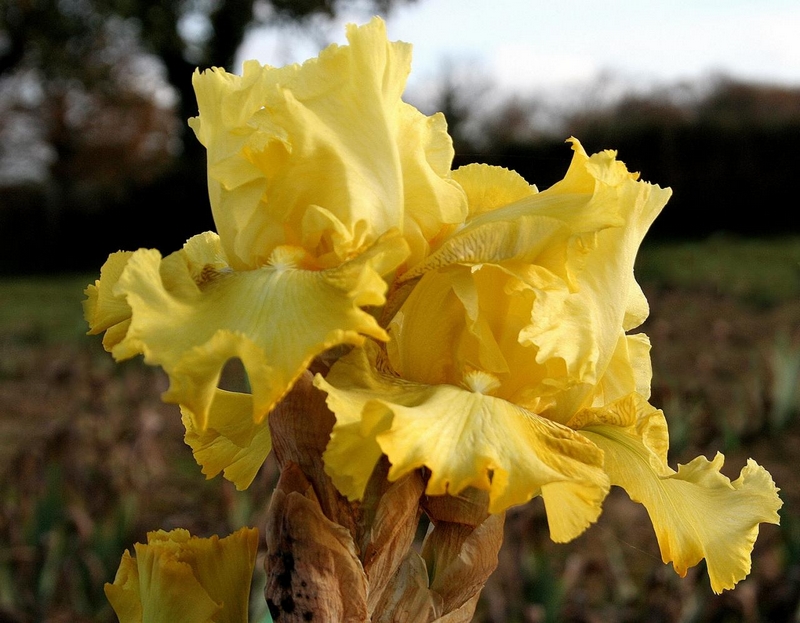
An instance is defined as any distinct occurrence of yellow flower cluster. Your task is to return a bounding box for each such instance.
[87,17,780,597]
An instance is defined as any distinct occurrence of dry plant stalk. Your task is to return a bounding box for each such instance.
[265,372,504,622]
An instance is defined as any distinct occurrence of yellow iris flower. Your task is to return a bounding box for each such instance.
[85,17,781,595]
[104,527,259,623]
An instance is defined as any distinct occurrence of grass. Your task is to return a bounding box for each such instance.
[2,236,797,346]
[637,234,800,306]
[1,236,799,622]
[0,273,95,344]
[2,236,797,344]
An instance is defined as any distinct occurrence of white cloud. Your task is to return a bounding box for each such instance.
[236,0,800,95]
[490,46,598,92]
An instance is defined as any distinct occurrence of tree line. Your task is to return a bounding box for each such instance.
[448,79,800,241]
[0,0,797,274]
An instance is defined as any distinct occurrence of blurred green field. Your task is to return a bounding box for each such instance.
[0,274,95,345]
[1,236,799,622]
[2,236,798,344]
[636,235,800,306]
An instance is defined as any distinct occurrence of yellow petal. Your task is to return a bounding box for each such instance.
[451,163,537,218]
[573,394,782,593]
[401,138,637,283]
[106,230,407,430]
[134,542,220,623]
[190,17,466,269]
[387,263,547,398]
[316,344,609,535]
[398,204,576,284]
[181,390,272,490]
[395,104,469,263]
[152,528,259,623]
[588,333,652,407]
[103,550,143,623]
[515,140,669,394]
[84,251,134,352]
[391,140,668,424]
[105,527,259,623]
[389,257,649,422]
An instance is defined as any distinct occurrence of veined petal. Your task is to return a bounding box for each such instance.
[400,138,632,283]
[181,390,272,490]
[451,163,537,218]
[573,394,782,593]
[398,208,574,284]
[190,17,466,269]
[106,230,408,430]
[588,333,652,406]
[104,527,259,623]
[316,344,609,534]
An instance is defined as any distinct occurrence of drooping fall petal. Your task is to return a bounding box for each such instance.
[84,250,133,351]
[104,527,259,623]
[316,343,609,538]
[87,230,408,433]
[181,390,272,490]
[572,394,782,593]
[190,17,466,270]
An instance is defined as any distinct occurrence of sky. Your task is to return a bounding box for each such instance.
[237,0,800,107]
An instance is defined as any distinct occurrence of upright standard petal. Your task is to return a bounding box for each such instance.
[450,163,538,218]
[190,17,466,270]
[587,333,652,407]
[104,527,259,623]
[572,394,782,593]
[316,343,609,538]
